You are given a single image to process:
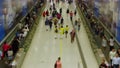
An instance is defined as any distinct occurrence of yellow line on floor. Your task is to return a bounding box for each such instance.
[59,37,63,58]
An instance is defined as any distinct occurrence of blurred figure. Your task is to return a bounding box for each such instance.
[54,25,58,39]
[59,26,64,39]
[45,18,50,31]
[46,10,49,16]
[109,48,116,67]
[2,41,10,58]
[74,9,77,16]
[49,19,53,30]
[65,25,69,38]
[99,59,108,68]
[117,48,120,57]
[54,57,62,68]
[7,48,13,64]
[74,20,78,30]
[69,11,73,21]
[42,11,46,17]
[11,37,20,56]
[66,8,69,15]
[101,36,107,50]
[109,37,114,51]
[70,29,75,43]
[112,53,120,68]
[60,17,64,25]
[59,8,62,14]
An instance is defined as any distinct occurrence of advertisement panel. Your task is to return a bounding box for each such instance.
[94,0,100,17]
[0,0,5,41]
[116,0,120,43]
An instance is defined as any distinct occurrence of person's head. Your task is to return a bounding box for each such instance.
[112,48,115,52]
[25,27,27,29]
[101,59,105,64]
[4,41,6,44]
[102,36,105,39]
[55,25,57,28]
[9,47,12,51]
[117,48,120,53]
[115,53,119,57]
[111,36,113,39]
[58,57,61,61]
[61,26,63,28]
[66,25,68,27]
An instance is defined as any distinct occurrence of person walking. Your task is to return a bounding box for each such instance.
[2,41,10,58]
[74,9,77,16]
[109,37,115,51]
[54,25,58,39]
[77,18,81,31]
[54,57,62,68]
[59,26,64,39]
[74,20,78,30]
[46,10,49,16]
[70,29,75,43]
[112,53,120,68]
[11,37,20,56]
[78,23,80,31]
[49,19,53,30]
[59,8,62,14]
[7,48,13,64]
[60,17,64,25]
[66,8,69,15]
[65,25,69,38]
[109,48,116,68]
[101,36,107,51]
[42,11,46,18]
[69,11,73,21]
[49,6,52,14]
[99,59,108,68]
[45,18,50,31]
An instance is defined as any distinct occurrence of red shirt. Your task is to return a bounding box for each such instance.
[2,44,10,51]
[70,12,73,17]
[57,13,61,19]
[43,11,46,17]
[56,61,62,68]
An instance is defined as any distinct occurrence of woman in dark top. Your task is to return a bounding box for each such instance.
[117,48,120,57]
[11,37,20,56]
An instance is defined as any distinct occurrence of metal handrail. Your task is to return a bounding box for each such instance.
[77,3,101,65]
[95,17,120,47]
[0,24,18,46]
[79,1,120,63]
[0,1,36,47]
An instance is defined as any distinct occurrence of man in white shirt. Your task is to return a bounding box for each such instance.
[109,48,116,67]
[109,37,114,51]
[112,53,120,68]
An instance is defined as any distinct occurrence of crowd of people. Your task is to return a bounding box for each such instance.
[79,2,120,68]
[0,0,44,66]
[43,0,80,44]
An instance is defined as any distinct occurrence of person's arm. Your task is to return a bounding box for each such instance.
[112,58,114,67]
